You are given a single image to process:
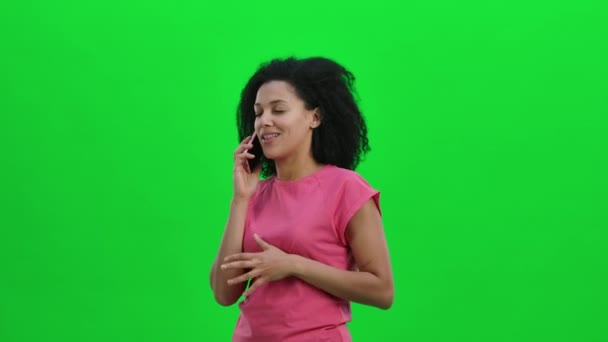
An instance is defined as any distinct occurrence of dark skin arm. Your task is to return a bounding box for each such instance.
[221,198,394,309]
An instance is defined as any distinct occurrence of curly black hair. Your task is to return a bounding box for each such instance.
[236,56,370,178]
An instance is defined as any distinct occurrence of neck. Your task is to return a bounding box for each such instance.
[274,154,324,181]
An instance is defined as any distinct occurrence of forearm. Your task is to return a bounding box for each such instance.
[290,255,394,310]
[210,198,249,306]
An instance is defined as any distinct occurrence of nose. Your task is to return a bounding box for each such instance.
[256,111,273,127]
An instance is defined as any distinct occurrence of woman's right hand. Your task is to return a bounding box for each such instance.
[233,134,262,200]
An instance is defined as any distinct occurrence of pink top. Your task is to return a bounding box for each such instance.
[232,164,381,342]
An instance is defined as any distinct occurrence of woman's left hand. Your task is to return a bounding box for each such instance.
[221,234,294,297]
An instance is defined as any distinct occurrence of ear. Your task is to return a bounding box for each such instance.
[310,108,321,129]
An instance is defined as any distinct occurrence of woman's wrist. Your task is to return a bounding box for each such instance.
[231,195,251,206]
[288,254,306,278]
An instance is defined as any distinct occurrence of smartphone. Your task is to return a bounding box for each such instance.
[245,133,262,172]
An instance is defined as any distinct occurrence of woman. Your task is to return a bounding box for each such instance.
[210,57,394,341]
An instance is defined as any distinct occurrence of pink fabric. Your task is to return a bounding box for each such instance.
[232,164,381,342]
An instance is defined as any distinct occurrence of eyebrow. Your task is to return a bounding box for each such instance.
[254,99,288,106]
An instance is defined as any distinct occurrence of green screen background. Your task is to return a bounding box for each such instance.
[1,1,606,341]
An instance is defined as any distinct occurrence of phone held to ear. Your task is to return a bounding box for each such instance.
[245,133,262,173]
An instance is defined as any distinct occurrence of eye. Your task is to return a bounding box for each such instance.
[274,109,286,113]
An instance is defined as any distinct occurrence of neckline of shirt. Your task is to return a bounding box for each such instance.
[271,164,334,187]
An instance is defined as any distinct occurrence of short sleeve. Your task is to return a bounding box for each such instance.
[333,174,381,245]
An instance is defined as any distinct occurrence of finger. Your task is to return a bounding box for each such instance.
[235,152,255,164]
[244,159,251,174]
[253,233,271,250]
[237,135,252,150]
[224,253,255,262]
[221,260,257,270]
[242,134,256,153]
[244,134,256,146]
[234,143,254,156]
[243,277,267,297]
[247,133,257,145]
[227,269,260,285]
[234,135,254,154]
[234,152,255,171]
[240,135,253,144]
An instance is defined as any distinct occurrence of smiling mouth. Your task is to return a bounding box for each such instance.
[261,133,280,142]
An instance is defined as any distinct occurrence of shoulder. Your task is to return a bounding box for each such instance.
[320,165,373,189]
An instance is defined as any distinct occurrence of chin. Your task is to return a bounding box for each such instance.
[262,151,283,162]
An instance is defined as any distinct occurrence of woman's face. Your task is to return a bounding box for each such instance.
[253,80,320,162]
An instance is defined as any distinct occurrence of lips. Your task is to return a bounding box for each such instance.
[261,133,280,143]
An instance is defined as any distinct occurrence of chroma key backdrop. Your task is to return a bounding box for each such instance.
[1,1,606,341]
